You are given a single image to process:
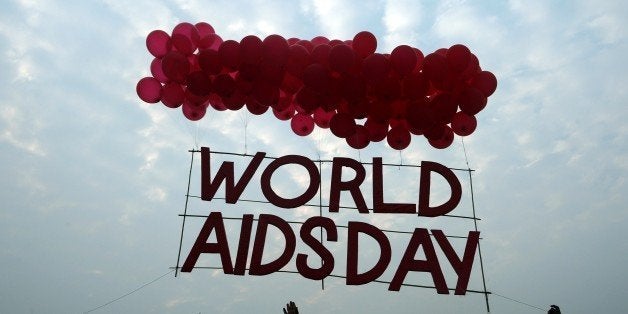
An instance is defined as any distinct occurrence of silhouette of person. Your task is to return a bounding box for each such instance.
[548,304,561,314]
[283,301,299,314]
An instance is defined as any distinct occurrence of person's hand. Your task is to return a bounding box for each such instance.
[283,301,299,314]
[548,304,561,314]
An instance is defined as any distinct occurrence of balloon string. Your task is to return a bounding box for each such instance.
[398,150,403,170]
[461,137,471,169]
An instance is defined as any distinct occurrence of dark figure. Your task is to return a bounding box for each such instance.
[548,304,561,314]
[283,301,299,314]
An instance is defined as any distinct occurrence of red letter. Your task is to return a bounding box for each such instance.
[261,155,320,208]
[389,228,448,294]
[329,157,368,213]
[346,221,391,285]
[418,161,461,217]
[373,158,416,214]
[296,217,337,280]
[181,212,233,274]
[201,147,265,203]
[432,230,480,295]
[233,214,254,275]
[249,214,296,275]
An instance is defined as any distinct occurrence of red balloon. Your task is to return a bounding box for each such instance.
[281,72,303,95]
[291,113,315,136]
[346,124,370,149]
[328,44,355,73]
[287,37,300,45]
[429,92,457,124]
[422,52,447,86]
[172,34,195,55]
[402,72,428,100]
[161,51,190,83]
[329,112,357,138]
[246,101,269,115]
[413,48,425,72]
[219,40,241,70]
[208,93,227,111]
[428,125,454,149]
[146,30,172,58]
[213,73,236,98]
[387,125,411,150]
[222,92,246,110]
[362,53,390,82]
[252,82,279,106]
[446,44,471,73]
[136,77,162,103]
[313,107,335,128]
[451,111,477,136]
[195,22,215,38]
[311,44,331,65]
[182,101,206,121]
[186,71,212,96]
[471,71,497,97]
[150,58,169,83]
[295,39,314,52]
[273,103,295,121]
[303,63,329,92]
[240,35,263,64]
[365,118,388,142]
[263,34,289,66]
[406,99,435,131]
[353,31,377,58]
[198,49,222,75]
[390,45,417,77]
[161,82,184,108]
[295,86,320,113]
[311,36,330,46]
[286,45,310,77]
[458,87,487,115]
[173,22,200,45]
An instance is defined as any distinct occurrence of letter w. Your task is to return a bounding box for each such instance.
[201,147,265,203]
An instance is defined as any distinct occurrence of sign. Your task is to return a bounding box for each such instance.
[179,147,481,295]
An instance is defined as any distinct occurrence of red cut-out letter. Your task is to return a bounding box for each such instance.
[201,147,266,203]
[372,157,416,214]
[181,211,233,274]
[329,157,368,213]
[233,214,254,275]
[432,229,480,295]
[346,221,391,285]
[389,228,448,293]
[249,214,296,275]
[260,155,320,208]
[418,161,461,217]
[296,216,338,280]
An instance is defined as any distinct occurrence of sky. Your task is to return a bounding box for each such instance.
[0,0,627,313]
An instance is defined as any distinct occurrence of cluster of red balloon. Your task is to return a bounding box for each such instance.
[136,22,497,150]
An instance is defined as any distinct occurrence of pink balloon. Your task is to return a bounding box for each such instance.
[451,111,477,136]
[263,34,289,66]
[328,44,355,73]
[387,125,411,150]
[146,30,172,58]
[291,113,315,136]
[172,22,200,46]
[172,34,195,55]
[150,58,169,83]
[390,45,417,77]
[346,124,370,149]
[353,31,377,58]
[329,112,356,138]
[161,82,184,108]
[161,51,190,83]
[136,77,162,103]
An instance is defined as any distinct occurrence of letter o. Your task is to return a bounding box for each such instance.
[261,155,320,208]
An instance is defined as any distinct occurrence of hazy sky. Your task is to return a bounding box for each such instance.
[1,0,627,313]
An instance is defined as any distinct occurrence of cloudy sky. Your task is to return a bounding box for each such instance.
[1,0,627,313]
